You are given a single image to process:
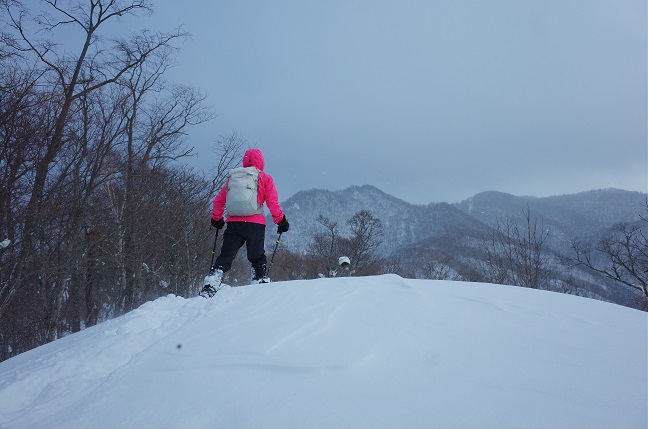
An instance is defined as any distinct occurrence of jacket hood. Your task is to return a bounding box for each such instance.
[243,148,265,171]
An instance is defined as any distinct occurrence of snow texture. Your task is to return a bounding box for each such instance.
[0,275,646,429]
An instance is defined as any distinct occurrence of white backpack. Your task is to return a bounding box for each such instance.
[226,167,264,216]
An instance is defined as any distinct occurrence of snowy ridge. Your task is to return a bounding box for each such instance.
[0,276,646,429]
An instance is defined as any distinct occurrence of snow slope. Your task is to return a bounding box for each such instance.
[0,275,646,429]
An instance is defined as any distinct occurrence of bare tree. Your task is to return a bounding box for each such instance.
[0,67,62,344]
[480,206,549,289]
[0,0,187,316]
[341,210,383,275]
[103,41,212,312]
[0,0,222,360]
[570,201,648,306]
[41,84,128,338]
[210,131,248,193]
[309,210,383,277]
[421,255,456,280]
[309,215,341,277]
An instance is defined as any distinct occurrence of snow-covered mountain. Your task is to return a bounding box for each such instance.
[455,188,648,251]
[276,186,645,257]
[0,276,646,429]
[270,186,646,308]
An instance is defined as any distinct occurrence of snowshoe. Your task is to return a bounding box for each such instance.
[199,284,218,298]
[251,276,271,285]
[200,268,224,298]
[251,264,270,285]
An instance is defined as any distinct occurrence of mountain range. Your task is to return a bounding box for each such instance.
[269,186,647,309]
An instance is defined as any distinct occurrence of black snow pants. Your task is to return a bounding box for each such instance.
[214,222,267,273]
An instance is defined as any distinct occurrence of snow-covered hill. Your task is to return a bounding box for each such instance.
[0,276,646,429]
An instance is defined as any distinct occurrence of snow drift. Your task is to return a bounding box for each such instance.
[0,275,646,429]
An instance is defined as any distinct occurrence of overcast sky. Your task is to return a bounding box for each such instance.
[144,0,646,204]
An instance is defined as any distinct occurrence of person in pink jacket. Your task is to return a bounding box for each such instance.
[201,149,289,296]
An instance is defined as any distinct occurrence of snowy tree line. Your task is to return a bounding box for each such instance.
[0,0,233,360]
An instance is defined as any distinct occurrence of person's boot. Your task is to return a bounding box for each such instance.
[251,264,270,285]
[200,268,224,297]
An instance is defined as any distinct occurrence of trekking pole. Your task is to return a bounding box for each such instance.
[265,232,282,279]
[209,228,220,272]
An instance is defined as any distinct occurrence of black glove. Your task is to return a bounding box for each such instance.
[277,215,289,234]
[211,218,225,229]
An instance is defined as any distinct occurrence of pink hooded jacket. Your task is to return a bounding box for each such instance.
[212,149,284,225]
